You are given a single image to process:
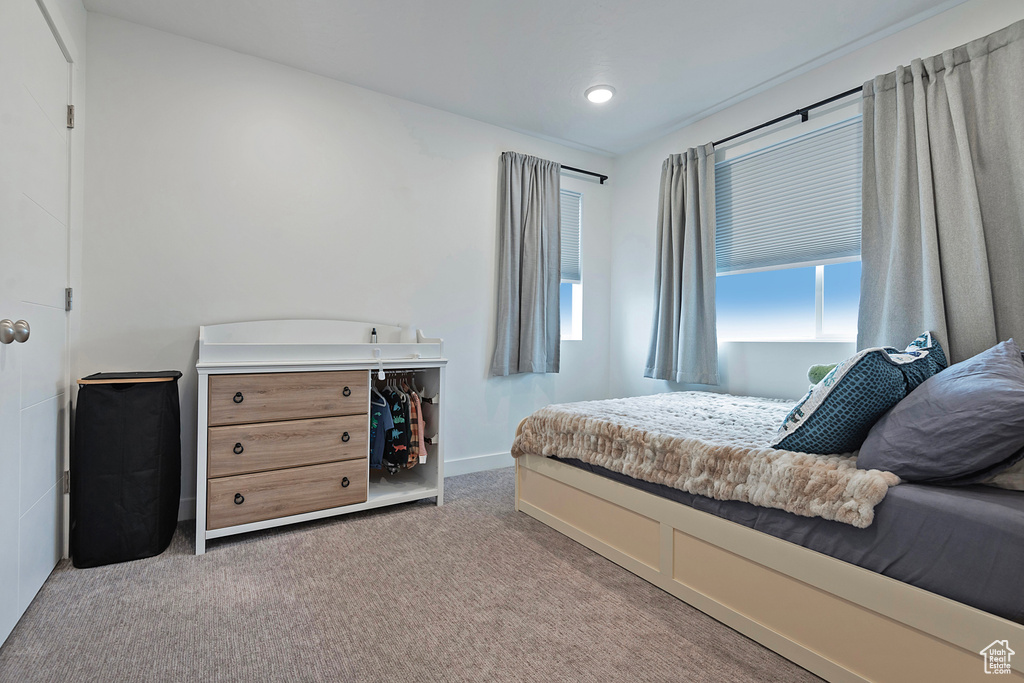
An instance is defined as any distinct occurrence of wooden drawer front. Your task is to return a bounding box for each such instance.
[209,371,368,426]
[207,459,367,530]
[207,415,368,478]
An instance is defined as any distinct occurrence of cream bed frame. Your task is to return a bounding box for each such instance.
[514,449,1024,682]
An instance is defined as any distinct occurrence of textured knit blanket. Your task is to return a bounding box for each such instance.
[511,391,900,528]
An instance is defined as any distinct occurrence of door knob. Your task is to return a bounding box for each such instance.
[12,320,29,343]
[2,320,32,344]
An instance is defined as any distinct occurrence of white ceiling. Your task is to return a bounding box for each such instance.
[82,0,962,155]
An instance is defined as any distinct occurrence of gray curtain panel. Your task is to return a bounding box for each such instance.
[645,144,719,384]
[490,152,561,376]
[859,19,1024,363]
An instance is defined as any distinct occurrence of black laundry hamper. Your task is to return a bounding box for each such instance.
[72,371,182,568]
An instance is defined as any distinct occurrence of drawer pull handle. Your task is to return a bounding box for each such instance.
[234,493,245,505]
[341,477,350,488]
[233,392,244,404]
[341,432,350,443]
[343,386,351,397]
[233,442,244,454]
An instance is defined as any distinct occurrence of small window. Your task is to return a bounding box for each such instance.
[560,189,583,340]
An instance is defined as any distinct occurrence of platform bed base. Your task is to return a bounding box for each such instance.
[514,454,1024,682]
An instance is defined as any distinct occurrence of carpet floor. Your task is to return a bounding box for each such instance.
[0,468,820,682]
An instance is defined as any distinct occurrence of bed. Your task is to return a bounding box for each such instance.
[512,392,1024,683]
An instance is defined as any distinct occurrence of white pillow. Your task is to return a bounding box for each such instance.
[983,460,1024,491]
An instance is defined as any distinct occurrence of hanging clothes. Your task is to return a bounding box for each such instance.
[382,387,411,474]
[405,385,420,469]
[408,389,427,465]
[369,387,393,470]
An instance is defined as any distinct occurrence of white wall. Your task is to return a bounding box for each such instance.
[81,14,613,516]
[608,0,1024,402]
[717,342,856,401]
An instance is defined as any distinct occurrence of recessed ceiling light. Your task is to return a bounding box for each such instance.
[585,85,615,104]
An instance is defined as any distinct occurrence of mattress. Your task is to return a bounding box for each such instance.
[557,456,1024,625]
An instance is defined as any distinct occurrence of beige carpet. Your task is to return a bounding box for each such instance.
[0,468,820,682]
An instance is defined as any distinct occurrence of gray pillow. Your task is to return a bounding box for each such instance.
[857,339,1024,484]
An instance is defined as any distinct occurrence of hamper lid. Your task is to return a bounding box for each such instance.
[78,371,182,385]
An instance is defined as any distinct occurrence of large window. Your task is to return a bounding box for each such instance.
[560,189,583,340]
[715,117,862,341]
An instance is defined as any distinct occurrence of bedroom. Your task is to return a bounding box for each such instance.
[1,0,1023,680]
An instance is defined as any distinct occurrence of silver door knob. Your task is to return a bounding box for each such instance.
[0,320,29,344]
[13,320,29,343]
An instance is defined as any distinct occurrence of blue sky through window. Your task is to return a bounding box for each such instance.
[560,282,573,333]
[823,261,861,337]
[717,267,816,340]
[716,262,860,340]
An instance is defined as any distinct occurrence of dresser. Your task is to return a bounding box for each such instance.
[195,320,446,554]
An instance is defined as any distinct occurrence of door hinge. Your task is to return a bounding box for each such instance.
[62,470,70,495]
[65,287,73,312]
[67,105,74,129]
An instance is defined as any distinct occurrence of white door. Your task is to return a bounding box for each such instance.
[0,0,71,642]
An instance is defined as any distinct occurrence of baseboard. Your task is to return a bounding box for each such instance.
[178,496,195,522]
[444,452,514,477]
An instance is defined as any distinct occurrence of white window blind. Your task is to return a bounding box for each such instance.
[714,117,862,274]
[560,189,582,283]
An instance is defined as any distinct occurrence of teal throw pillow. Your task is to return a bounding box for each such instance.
[771,332,947,455]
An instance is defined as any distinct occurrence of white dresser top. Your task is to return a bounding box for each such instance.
[197,319,446,371]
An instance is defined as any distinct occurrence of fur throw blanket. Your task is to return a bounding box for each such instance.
[511,392,900,528]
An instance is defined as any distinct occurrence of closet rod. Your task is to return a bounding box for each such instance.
[561,165,608,184]
[712,85,863,148]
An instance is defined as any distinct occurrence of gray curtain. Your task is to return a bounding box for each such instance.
[859,19,1024,363]
[645,144,719,384]
[491,152,561,376]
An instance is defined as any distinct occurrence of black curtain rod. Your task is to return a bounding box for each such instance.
[561,165,608,184]
[712,85,863,148]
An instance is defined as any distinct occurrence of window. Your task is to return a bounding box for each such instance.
[714,117,862,341]
[560,189,583,340]
[716,261,861,340]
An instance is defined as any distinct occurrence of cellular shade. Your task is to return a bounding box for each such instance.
[560,189,582,283]
[715,117,862,274]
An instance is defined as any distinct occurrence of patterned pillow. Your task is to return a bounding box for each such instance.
[771,332,947,454]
